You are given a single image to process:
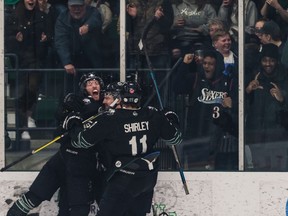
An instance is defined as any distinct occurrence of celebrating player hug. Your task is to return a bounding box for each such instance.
[63,81,182,216]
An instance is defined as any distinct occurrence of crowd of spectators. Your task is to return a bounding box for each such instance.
[5,0,288,82]
[4,0,288,170]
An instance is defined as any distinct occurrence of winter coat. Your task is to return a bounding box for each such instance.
[54,6,103,68]
[126,0,173,56]
[6,1,52,68]
[245,64,288,144]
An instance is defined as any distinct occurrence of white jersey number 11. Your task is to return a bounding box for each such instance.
[129,135,147,155]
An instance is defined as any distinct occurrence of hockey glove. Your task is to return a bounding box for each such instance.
[62,112,83,131]
[164,110,180,127]
[63,93,84,112]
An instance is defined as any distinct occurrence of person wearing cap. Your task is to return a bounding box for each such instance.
[6,73,105,216]
[257,20,285,56]
[54,0,103,93]
[245,43,288,170]
[253,18,267,42]
[256,18,288,73]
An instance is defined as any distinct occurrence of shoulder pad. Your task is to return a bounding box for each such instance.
[147,106,158,111]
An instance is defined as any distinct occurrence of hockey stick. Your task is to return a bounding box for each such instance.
[141,17,189,195]
[1,134,66,172]
[1,99,120,172]
[144,56,183,107]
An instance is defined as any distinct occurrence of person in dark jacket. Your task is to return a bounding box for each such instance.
[6,0,53,139]
[54,0,103,93]
[173,50,238,170]
[126,0,174,107]
[245,43,288,170]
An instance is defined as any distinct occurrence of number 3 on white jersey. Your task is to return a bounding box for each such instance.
[129,135,147,156]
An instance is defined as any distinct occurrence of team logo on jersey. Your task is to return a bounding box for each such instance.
[197,88,227,104]
[180,8,201,16]
[83,98,91,105]
[129,88,135,94]
[107,109,115,115]
[83,120,92,129]
[115,160,122,168]
[133,111,138,116]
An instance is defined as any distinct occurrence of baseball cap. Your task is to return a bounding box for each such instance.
[258,20,281,40]
[68,0,84,6]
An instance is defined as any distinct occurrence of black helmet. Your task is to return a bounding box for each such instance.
[79,72,104,93]
[105,82,125,100]
[121,81,142,105]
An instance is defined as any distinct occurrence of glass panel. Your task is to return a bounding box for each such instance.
[4,0,255,172]
[124,0,243,171]
[4,0,120,171]
[168,0,240,171]
[126,0,182,170]
[244,0,288,171]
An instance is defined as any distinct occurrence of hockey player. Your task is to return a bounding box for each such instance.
[62,81,182,216]
[7,72,104,216]
[102,81,124,110]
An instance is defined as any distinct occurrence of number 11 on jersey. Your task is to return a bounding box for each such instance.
[129,135,148,155]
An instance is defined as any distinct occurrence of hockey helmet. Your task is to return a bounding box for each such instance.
[79,72,104,93]
[121,81,142,104]
[105,82,125,100]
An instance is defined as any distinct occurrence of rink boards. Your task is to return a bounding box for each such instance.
[1,171,288,216]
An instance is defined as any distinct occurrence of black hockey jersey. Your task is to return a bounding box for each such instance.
[70,107,182,173]
[56,94,102,153]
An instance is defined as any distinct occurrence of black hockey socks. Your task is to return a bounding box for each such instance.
[6,191,41,216]
[6,203,27,216]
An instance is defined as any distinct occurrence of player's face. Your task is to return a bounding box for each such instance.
[85,80,101,101]
[261,57,277,75]
[103,94,115,108]
[202,56,216,80]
